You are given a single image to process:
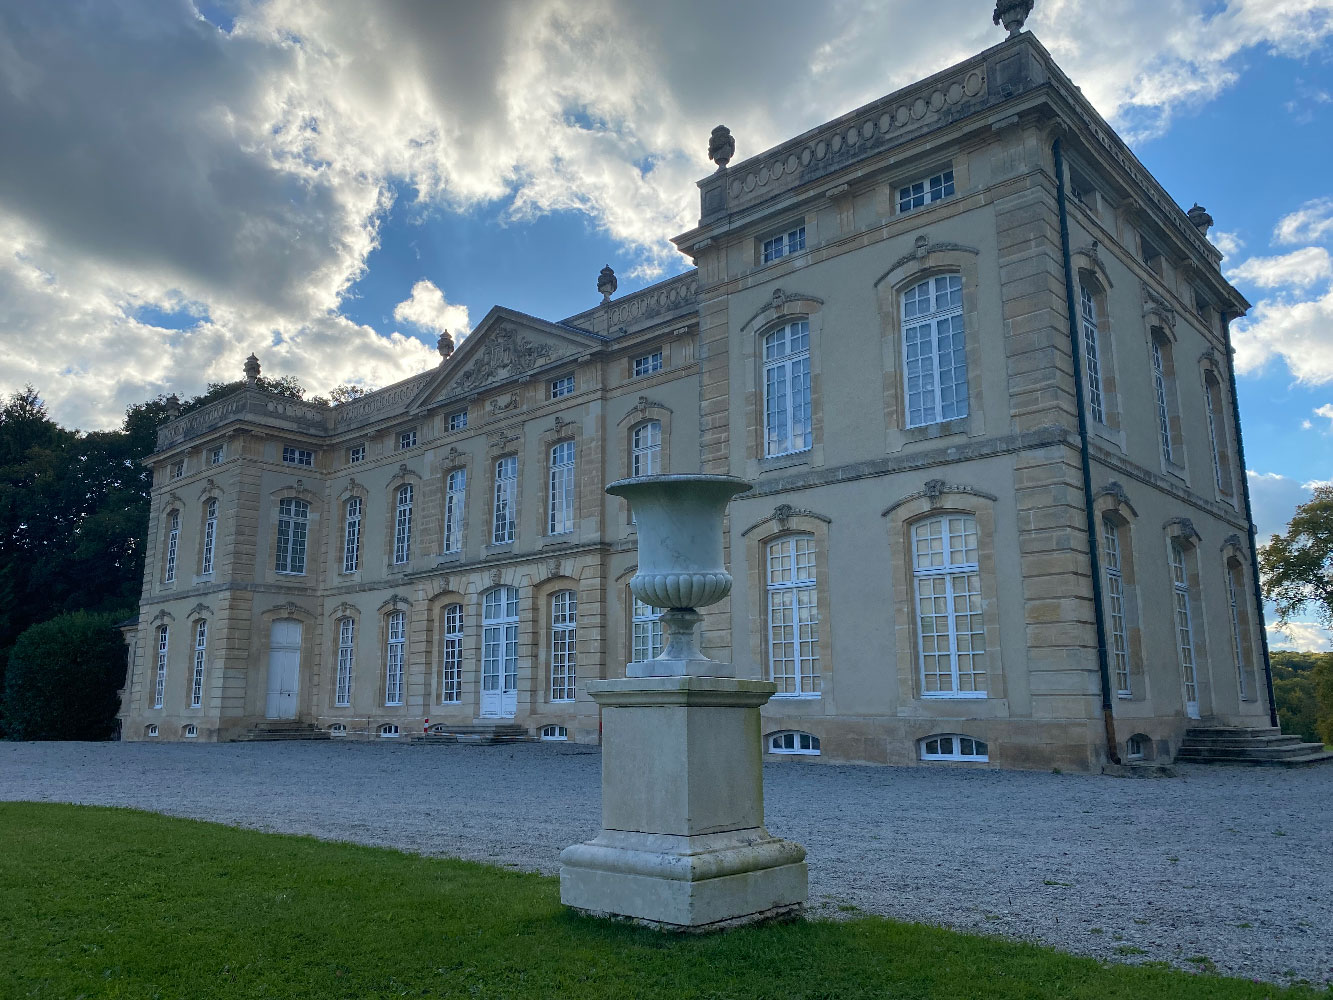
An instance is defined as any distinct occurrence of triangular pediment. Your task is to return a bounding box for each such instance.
[410,307,604,410]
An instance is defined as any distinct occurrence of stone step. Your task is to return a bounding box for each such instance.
[1175,750,1333,767]
[1184,727,1280,739]
[236,723,331,742]
[414,724,529,745]
[1177,742,1326,760]
[1181,734,1309,748]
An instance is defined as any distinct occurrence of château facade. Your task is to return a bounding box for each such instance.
[119,25,1275,770]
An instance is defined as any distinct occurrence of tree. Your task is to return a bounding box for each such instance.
[1270,652,1323,744]
[1260,486,1333,630]
[2,611,128,740]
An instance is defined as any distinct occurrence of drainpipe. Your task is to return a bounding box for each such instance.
[1221,312,1279,728]
[1053,137,1121,765]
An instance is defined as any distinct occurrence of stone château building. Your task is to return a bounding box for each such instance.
[119,14,1276,770]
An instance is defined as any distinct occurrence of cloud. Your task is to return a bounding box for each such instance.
[392,280,471,337]
[1210,230,1244,262]
[1314,404,1333,432]
[1274,197,1333,245]
[1268,620,1333,652]
[1231,284,1333,383]
[1227,247,1333,289]
[1246,470,1319,543]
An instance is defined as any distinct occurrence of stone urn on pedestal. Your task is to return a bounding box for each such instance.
[559,474,807,930]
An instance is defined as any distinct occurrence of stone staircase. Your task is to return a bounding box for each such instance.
[414,723,529,745]
[236,721,331,742]
[1175,726,1332,766]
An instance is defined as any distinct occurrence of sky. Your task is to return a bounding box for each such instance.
[0,0,1330,648]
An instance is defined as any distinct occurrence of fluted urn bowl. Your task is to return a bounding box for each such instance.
[606,474,752,610]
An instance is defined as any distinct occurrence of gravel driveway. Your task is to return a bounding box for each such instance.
[3,740,1329,987]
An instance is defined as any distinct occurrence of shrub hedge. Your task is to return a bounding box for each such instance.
[2,611,128,740]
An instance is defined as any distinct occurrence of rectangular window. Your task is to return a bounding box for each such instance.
[398,429,417,450]
[549,375,575,399]
[201,500,217,575]
[548,441,575,535]
[632,351,663,378]
[393,485,413,565]
[343,496,362,573]
[335,617,354,707]
[1171,544,1199,716]
[447,409,468,431]
[282,446,314,466]
[1102,518,1131,697]
[348,444,366,464]
[441,604,463,704]
[761,225,806,263]
[767,535,821,696]
[913,515,986,697]
[171,460,184,479]
[550,591,577,702]
[209,446,224,465]
[631,597,663,663]
[191,620,206,708]
[164,511,180,583]
[632,421,662,477]
[902,275,967,428]
[1228,565,1250,701]
[154,625,168,709]
[899,168,954,214]
[1079,284,1105,424]
[443,468,466,554]
[274,497,309,574]
[385,611,405,706]
[763,321,812,457]
[493,456,517,544]
[1151,338,1173,463]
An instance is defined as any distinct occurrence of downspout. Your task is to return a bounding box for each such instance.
[1053,137,1121,765]
[1221,311,1279,728]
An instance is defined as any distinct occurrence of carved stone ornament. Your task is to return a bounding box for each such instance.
[151,609,175,625]
[488,393,520,416]
[187,603,212,619]
[740,504,833,537]
[490,569,502,586]
[377,594,411,614]
[450,325,554,396]
[244,352,261,386]
[164,394,181,419]
[1187,203,1214,237]
[1165,516,1201,543]
[488,428,521,451]
[552,416,567,437]
[598,265,618,303]
[329,602,356,619]
[882,481,999,517]
[876,237,980,286]
[993,0,1034,37]
[739,289,826,333]
[547,558,563,579]
[1142,282,1177,330]
[444,447,463,465]
[437,330,455,361]
[1096,481,1138,517]
[708,125,735,170]
[1221,533,1245,553]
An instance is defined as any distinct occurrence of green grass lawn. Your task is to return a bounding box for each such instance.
[0,803,1322,1000]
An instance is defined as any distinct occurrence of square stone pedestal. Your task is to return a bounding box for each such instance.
[559,675,807,930]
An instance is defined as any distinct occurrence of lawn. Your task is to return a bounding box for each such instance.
[0,803,1322,1000]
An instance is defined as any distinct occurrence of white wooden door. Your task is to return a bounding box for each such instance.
[480,587,519,719]
[266,619,302,719]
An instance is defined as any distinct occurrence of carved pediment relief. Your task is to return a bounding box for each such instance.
[444,324,560,398]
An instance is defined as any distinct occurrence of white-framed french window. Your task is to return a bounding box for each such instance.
[919,734,988,761]
[631,597,663,664]
[762,321,812,457]
[1151,338,1173,464]
[443,469,466,553]
[343,496,362,573]
[335,617,354,707]
[898,168,954,214]
[1170,542,1200,717]
[913,514,986,697]
[447,409,468,432]
[631,421,661,477]
[190,619,206,708]
[761,225,805,264]
[274,498,309,574]
[282,446,313,467]
[1227,564,1250,701]
[632,351,663,378]
[1102,517,1131,697]
[902,275,967,428]
[348,444,365,464]
[398,429,417,450]
[550,590,577,702]
[548,441,575,535]
[769,731,820,755]
[550,375,575,399]
[209,445,224,465]
[393,484,413,564]
[493,456,517,544]
[201,500,217,575]
[154,625,168,709]
[766,535,821,697]
[1079,284,1105,424]
[441,603,463,704]
[164,510,180,583]
[482,586,519,708]
[385,610,405,706]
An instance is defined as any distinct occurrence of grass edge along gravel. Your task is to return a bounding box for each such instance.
[1,803,1324,1000]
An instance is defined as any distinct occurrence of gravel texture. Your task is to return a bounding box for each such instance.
[3,740,1330,987]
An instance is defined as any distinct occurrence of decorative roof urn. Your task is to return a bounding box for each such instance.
[993,0,1034,37]
[597,264,618,303]
[1187,203,1214,238]
[708,124,735,171]
[437,330,455,361]
[605,473,751,676]
[243,352,261,387]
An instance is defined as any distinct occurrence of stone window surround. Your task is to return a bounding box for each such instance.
[1163,519,1211,718]
[267,485,319,582]
[1197,353,1237,504]
[374,595,413,712]
[335,482,368,578]
[440,461,470,558]
[1146,324,1189,485]
[195,486,222,580]
[1093,487,1145,702]
[616,401,673,525]
[256,602,316,721]
[426,586,473,712]
[487,450,522,550]
[1072,252,1126,450]
[740,293,826,482]
[159,496,184,588]
[381,469,421,574]
[535,422,580,542]
[1220,537,1260,705]
[535,575,584,707]
[185,612,209,712]
[326,603,362,712]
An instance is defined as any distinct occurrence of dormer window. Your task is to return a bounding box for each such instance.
[632,351,663,378]
[899,167,954,214]
[209,446,224,465]
[761,225,805,263]
[348,444,365,464]
[282,446,313,467]
[398,429,417,450]
[550,375,575,400]
[447,409,468,431]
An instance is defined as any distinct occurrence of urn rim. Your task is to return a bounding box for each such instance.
[605,473,752,500]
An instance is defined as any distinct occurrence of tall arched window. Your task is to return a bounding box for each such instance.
[1204,373,1233,495]
[632,421,661,476]
[1150,333,1182,467]
[190,620,206,708]
[385,610,406,706]
[335,617,354,707]
[1227,560,1250,701]
[275,498,309,574]
[482,586,519,718]
[154,625,168,709]
[343,497,362,573]
[164,511,180,583]
[902,275,967,428]
[443,469,466,553]
[763,321,812,457]
[393,484,413,565]
[550,590,577,702]
[201,500,217,575]
[1170,542,1199,718]
[1079,283,1105,424]
[548,442,575,535]
[632,596,662,664]
[493,457,517,544]
[441,604,463,704]
[912,514,986,697]
[767,535,821,696]
[1102,517,1131,697]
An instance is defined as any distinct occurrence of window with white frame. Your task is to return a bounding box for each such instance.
[550,590,577,702]
[282,446,314,467]
[385,610,406,706]
[441,603,463,704]
[631,597,663,664]
[274,498,309,574]
[920,734,988,761]
[632,351,663,378]
[184,724,198,738]
[898,168,954,214]
[913,515,986,697]
[335,617,354,707]
[190,619,206,708]
[548,441,575,535]
[147,724,159,737]
[541,725,568,741]
[1204,373,1232,495]
[493,456,517,544]
[154,625,168,709]
[1151,335,1175,464]
[763,321,812,457]
[209,446,224,465]
[482,586,519,706]
[201,500,217,575]
[1170,542,1199,715]
[348,444,366,464]
[769,731,820,755]
[1227,562,1250,701]
[379,723,400,738]
[762,225,805,263]
[631,421,661,477]
[1102,517,1131,697]
[393,484,413,565]
[767,535,821,697]
[902,275,967,428]
[164,510,180,583]
[329,723,347,736]
[550,375,575,399]
[171,460,184,479]
[447,409,468,432]
[398,429,417,450]
[343,496,362,573]
[443,469,466,554]
[1079,284,1106,424]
